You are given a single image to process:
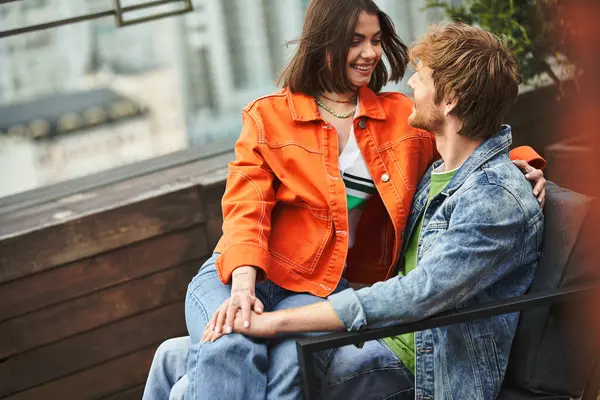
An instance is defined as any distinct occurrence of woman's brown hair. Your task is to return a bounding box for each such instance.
[278,0,408,96]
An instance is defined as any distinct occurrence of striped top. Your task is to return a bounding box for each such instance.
[338,99,376,248]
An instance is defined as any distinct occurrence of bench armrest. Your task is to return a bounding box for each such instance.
[295,284,600,399]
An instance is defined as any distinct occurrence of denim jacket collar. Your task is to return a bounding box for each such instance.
[432,125,513,197]
[286,86,387,122]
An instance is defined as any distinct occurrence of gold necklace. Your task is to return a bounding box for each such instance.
[321,93,357,103]
[315,98,356,119]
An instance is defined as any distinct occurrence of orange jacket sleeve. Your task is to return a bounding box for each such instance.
[427,133,546,169]
[215,109,277,284]
[509,145,546,170]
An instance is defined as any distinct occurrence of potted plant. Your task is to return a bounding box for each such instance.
[425,0,577,86]
[425,0,581,158]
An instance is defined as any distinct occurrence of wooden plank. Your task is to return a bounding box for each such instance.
[0,188,204,284]
[5,346,157,400]
[201,182,226,248]
[102,385,145,400]
[0,152,232,238]
[0,225,207,322]
[0,301,187,397]
[0,262,199,360]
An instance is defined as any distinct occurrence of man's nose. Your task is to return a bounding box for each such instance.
[407,73,416,88]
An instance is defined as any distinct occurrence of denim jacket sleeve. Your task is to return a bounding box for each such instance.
[329,183,538,331]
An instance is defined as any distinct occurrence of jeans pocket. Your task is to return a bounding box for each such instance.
[480,335,502,390]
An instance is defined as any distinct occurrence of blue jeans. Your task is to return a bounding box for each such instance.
[184,253,414,400]
[142,337,190,400]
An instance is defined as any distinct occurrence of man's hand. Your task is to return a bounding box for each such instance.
[203,310,280,343]
[513,159,546,207]
[204,266,264,337]
[201,300,346,343]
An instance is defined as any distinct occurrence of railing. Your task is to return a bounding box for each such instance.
[0,0,193,38]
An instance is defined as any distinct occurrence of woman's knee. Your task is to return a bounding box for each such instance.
[188,334,268,373]
[185,256,231,341]
[155,337,191,363]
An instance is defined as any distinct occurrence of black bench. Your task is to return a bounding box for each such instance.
[297,182,600,400]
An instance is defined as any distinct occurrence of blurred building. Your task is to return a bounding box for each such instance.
[0,0,459,198]
[86,0,176,74]
[0,89,152,197]
[179,0,307,145]
[180,0,454,145]
[0,0,188,198]
[0,0,91,104]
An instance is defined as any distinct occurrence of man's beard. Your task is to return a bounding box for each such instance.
[409,108,445,134]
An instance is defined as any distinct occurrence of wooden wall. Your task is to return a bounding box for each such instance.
[0,154,232,399]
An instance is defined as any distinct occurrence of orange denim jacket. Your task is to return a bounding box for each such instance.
[214,86,545,297]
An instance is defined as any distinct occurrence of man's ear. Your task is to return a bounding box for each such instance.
[443,96,458,116]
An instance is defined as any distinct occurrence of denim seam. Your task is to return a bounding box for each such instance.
[388,146,417,191]
[450,185,526,306]
[188,271,223,293]
[264,140,322,154]
[377,338,406,366]
[187,291,209,324]
[461,322,485,399]
[378,132,423,151]
[328,366,408,387]
[481,335,502,389]
[381,387,414,400]
[270,250,311,271]
[189,341,200,400]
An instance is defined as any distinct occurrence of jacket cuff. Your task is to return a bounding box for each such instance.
[215,244,270,284]
[327,288,367,331]
[510,145,546,170]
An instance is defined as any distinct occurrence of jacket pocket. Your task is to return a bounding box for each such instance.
[478,335,502,395]
[418,222,448,257]
[388,135,431,191]
[269,204,332,274]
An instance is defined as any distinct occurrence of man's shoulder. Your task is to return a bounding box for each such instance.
[460,156,542,220]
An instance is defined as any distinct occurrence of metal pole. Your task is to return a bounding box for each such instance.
[296,341,318,400]
[0,0,193,38]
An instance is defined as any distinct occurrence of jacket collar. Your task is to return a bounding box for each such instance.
[434,124,513,196]
[286,86,387,122]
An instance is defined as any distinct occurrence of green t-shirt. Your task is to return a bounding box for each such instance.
[382,167,457,375]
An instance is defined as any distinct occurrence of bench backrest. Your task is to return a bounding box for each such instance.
[505,182,600,395]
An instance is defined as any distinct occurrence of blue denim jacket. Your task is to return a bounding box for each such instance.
[329,126,544,400]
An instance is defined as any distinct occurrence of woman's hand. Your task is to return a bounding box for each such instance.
[513,159,546,207]
[202,266,264,341]
[203,310,280,343]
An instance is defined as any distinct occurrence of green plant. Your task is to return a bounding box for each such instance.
[426,0,574,86]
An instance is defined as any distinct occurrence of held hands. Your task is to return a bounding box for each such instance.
[513,160,546,207]
[202,266,264,341]
[202,309,280,343]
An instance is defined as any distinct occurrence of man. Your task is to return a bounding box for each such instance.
[145,23,544,400]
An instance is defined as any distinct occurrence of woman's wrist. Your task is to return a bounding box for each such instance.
[232,265,257,279]
[232,265,257,288]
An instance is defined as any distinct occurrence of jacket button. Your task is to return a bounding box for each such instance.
[358,119,367,129]
[381,173,390,182]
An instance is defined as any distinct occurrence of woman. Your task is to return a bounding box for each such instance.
[182,1,545,399]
